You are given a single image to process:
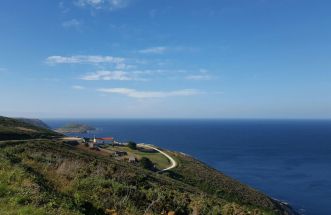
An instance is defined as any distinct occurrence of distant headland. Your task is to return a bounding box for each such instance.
[55,123,96,133]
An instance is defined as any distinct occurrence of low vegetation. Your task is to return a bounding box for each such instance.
[15,118,50,129]
[104,145,170,170]
[0,116,62,140]
[0,116,295,215]
[139,157,155,170]
[127,141,137,150]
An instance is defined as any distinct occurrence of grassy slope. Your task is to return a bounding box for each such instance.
[0,116,293,215]
[104,145,171,170]
[15,118,50,129]
[0,116,62,140]
[165,151,287,213]
[0,139,291,215]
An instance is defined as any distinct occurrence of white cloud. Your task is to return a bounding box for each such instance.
[185,74,212,80]
[62,19,81,28]
[46,55,125,66]
[185,69,212,80]
[81,70,146,81]
[97,88,201,98]
[138,46,168,54]
[72,85,85,90]
[137,46,196,55]
[75,0,129,10]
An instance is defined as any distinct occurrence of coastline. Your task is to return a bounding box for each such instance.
[43,118,331,214]
[272,199,300,215]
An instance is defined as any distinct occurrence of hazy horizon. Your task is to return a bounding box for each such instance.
[4,115,331,121]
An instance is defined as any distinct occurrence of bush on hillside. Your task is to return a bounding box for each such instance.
[140,157,154,171]
[127,141,137,150]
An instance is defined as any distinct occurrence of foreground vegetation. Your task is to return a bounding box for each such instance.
[0,116,295,215]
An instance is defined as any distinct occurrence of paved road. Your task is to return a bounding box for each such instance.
[138,143,177,172]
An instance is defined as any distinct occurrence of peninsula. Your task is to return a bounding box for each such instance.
[55,123,96,134]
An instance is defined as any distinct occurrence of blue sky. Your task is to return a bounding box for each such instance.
[0,0,330,118]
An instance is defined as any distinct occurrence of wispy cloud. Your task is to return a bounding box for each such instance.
[137,46,197,55]
[81,70,146,81]
[185,69,213,80]
[62,19,81,28]
[46,55,125,67]
[75,0,130,10]
[97,88,201,98]
[81,69,214,82]
[138,46,168,54]
[59,1,70,13]
[72,85,85,90]
[185,74,212,80]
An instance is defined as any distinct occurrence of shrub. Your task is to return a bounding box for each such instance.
[127,141,137,150]
[139,157,154,170]
[0,183,9,197]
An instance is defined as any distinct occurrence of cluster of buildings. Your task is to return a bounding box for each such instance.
[87,136,114,148]
[84,136,137,163]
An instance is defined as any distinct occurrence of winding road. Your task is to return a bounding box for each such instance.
[0,139,178,172]
[138,143,177,172]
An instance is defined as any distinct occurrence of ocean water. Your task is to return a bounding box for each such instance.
[44,119,331,215]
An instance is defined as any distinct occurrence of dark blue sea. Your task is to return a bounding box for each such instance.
[44,119,331,215]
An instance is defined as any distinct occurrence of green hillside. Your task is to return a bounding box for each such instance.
[0,116,62,140]
[0,117,296,215]
[15,118,50,129]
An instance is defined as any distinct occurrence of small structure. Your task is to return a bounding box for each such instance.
[128,155,137,163]
[93,136,114,145]
[88,142,96,148]
[113,151,128,157]
[87,136,114,149]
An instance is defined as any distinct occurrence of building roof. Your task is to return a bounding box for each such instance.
[96,137,113,140]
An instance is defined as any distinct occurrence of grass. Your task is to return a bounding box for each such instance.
[0,116,62,140]
[0,116,292,214]
[0,149,80,215]
[104,145,171,170]
[0,139,284,214]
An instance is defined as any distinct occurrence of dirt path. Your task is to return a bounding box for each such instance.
[138,143,177,172]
